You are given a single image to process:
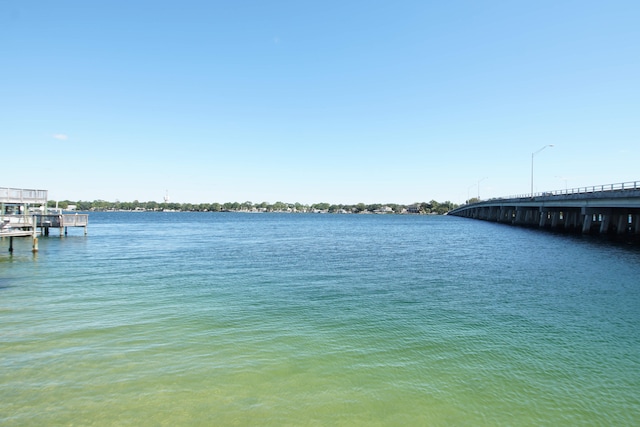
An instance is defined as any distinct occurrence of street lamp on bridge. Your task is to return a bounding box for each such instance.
[478,176,488,201]
[467,184,475,203]
[531,145,554,196]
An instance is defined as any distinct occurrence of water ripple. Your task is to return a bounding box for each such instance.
[1,213,639,425]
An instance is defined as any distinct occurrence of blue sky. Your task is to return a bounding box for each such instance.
[2,1,639,204]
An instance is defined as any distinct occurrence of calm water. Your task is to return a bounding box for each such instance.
[1,212,639,426]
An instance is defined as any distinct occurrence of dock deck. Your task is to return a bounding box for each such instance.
[0,229,36,237]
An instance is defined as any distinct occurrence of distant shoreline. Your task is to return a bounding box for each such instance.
[50,200,459,215]
[81,208,447,215]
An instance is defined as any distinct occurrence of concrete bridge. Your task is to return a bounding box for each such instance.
[448,181,640,237]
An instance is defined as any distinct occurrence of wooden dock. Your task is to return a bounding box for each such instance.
[36,214,89,236]
[1,217,39,252]
[1,187,88,252]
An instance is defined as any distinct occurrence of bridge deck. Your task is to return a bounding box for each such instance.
[449,181,640,238]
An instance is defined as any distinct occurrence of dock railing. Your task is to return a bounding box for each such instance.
[61,214,89,227]
[0,214,38,238]
[0,187,48,204]
[34,213,88,237]
[0,214,36,229]
[36,214,89,227]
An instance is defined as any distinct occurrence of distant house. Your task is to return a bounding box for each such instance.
[406,204,421,214]
[373,206,394,214]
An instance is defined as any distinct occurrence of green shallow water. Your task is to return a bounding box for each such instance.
[1,212,639,426]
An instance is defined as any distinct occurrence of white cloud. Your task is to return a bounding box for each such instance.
[53,133,68,140]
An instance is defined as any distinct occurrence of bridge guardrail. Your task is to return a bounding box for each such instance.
[506,181,640,201]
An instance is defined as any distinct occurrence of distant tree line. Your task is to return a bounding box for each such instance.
[48,199,458,215]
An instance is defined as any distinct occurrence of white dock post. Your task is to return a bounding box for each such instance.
[32,215,38,252]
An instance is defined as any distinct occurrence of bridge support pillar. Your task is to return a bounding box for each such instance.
[524,209,534,226]
[564,211,576,230]
[551,211,560,228]
[571,210,582,230]
[616,214,628,235]
[482,207,491,220]
[582,213,593,234]
[599,210,612,234]
[539,209,548,228]
[489,206,499,221]
[507,208,514,223]
[514,208,524,225]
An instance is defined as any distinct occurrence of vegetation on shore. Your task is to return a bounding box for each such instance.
[48,199,459,215]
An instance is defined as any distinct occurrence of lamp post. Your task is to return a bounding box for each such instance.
[467,184,475,203]
[531,145,553,196]
[477,176,488,201]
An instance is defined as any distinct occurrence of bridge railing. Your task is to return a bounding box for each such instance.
[505,181,640,200]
